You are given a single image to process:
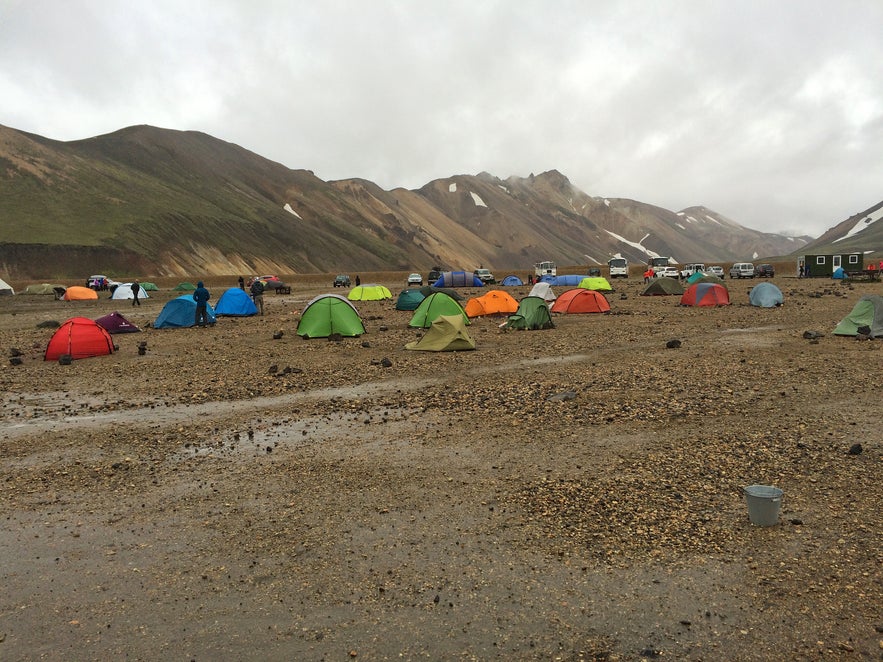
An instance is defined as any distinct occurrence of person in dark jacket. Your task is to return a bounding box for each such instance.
[131,280,141,307]
[250,278,265,315]
[193,281,211,327]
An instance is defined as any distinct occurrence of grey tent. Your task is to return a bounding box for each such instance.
[749,282,784,308]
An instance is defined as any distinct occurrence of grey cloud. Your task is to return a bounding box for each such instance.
[1,0,880,236]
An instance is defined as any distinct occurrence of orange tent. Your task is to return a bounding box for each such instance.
[44,317,115,361]
[62,286,99,301]
[464,289,519,317]
[550,288,610,314]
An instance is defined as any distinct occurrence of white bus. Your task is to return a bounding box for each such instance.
[534,261,557,278]
[607,257,628,278]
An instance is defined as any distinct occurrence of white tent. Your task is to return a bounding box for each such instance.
[111,283,149,300]
[0,278,15,295]
[528,281,556,302]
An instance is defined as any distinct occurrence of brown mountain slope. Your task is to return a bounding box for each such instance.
[0,124,810,279]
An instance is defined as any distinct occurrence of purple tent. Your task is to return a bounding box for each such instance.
[95,311,141,334]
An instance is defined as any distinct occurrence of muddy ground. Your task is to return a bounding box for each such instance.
[0,274,880,661]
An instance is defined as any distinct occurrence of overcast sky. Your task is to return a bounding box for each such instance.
[2,0,881,237]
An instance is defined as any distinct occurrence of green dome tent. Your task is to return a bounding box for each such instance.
[833,295,883,337]
[505,296,554,330]
[408,292,469,329]
[578,276,613,291]
[692,274,725,285]
[296,294,366,338]
[347,284,392,301]
[641,277,684,296]
[418,285,464,301]
[405,315,475,352]
[173,282,196,291]
[140,282,159,291]
[395,289,425,311]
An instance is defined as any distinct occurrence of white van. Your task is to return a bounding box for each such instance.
[729,263,755,279]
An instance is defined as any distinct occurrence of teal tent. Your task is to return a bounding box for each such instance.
[296,294,366,338]
[395,289,425,311]
[506,296,554,330]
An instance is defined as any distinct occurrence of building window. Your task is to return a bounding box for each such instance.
[816,256,826,265]
[849,255,859,264]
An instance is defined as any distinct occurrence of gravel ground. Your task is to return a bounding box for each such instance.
[0,275,881,661]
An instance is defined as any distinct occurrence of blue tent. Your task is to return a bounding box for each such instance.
[214,287,258,316]
[551,274,586,287]
[832,267,847,279]
[538,274,556,283]
[749,282,784,308]
[154,295,216,329]
[500,275,523,286]
[433,271,484,287]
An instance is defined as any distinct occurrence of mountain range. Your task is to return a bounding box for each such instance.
[0,123,877,280]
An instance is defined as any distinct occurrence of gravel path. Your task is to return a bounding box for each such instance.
[1,276,880,660]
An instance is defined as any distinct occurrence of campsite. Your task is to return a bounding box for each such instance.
[0,272,881,660]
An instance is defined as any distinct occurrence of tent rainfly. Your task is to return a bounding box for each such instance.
[550,288,611,314]
[296,294,366,338]
[405,315,475,351]
[44,317,115,361]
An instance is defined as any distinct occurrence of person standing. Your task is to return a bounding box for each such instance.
[238,276,245,290]
[193,281,211,327]
[355,275,361,287]
[131,280,141,306]
[250,278,265,316]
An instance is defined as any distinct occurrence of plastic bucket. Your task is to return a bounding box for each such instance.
[743,485,783,526]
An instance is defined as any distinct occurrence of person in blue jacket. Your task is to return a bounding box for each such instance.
[193,281,211,327]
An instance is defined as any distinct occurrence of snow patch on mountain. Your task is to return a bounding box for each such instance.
[833,206,883,242]
[470,192,487,207]
[283,203,301,218]
[606,230,664,258]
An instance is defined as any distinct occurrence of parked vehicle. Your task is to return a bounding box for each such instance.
[534,260,557,278]
[333,274,351,288]
[407,273,423,286]
[427,266,442,283]
[654,266,680,278]
[607,257,628,278]
[706,266,725,279]
[648,256,672,270]
[473,268,496,284]
[729,263,756,279]
[754,263,775,277]
[679,263,706,279]
[87,275,110,291]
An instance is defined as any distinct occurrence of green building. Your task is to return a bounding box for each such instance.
[797,253,863,278]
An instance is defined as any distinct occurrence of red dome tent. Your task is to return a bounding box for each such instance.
[44,317,115,361]
[550,288,611,314]
[680,282,730,307]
